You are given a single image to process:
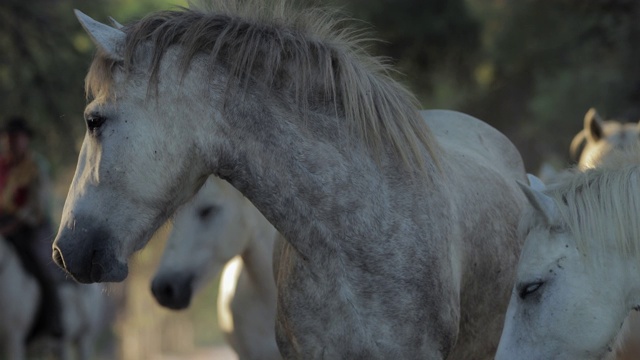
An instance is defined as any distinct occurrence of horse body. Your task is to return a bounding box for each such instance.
[0,237,105,360]
[54,4,527,358]
[152,177,281,360]
[0,237,39,360]
[496,156,640,360]
[221,256,281,360]
[421,110,527,359]
[57,282,106,360]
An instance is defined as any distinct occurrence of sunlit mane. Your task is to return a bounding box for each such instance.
[543,149,640,263]
[85,0,438,172]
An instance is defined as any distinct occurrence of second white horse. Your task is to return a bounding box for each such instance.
[152,177,281,360]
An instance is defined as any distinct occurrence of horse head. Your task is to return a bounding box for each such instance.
[52,12,216,282]
[151,177,251,309]
[497,170,640,359]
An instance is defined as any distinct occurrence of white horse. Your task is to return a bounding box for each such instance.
[496,152,640,360]
[567,109,640,359]
[151,176,281,360]
[0,237,105,360]
[0,237,39,360]
[53,2,528,358]
[570,108,640,169]
[56,282,107,360]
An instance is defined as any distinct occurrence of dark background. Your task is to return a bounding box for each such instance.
[3,0,639,174]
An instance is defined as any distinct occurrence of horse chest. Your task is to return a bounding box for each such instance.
[274,231,459,359]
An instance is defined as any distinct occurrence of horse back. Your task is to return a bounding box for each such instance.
[422,110,526,182]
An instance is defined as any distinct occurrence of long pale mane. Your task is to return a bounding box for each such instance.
[85,0,438,172]
[544,149,640,262]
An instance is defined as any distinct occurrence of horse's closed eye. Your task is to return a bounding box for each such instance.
[518,281,544,300]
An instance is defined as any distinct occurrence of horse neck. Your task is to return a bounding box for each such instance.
[200,91,437,261]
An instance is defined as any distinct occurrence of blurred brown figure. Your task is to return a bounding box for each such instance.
[0,116,64,340]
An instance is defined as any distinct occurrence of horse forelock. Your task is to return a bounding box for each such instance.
[544,149,640,264]
[85,50,120,102]
[84,0,437,173]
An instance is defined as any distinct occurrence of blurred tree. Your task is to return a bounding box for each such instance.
[0,0,95,172]
[463,0,640,169]
[0,0,186,174]
[329,0,482,106]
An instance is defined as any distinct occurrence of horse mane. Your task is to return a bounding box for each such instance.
[541,148,640,262]
[85,0,438,172]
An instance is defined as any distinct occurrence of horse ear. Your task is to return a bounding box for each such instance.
[527,174,546,192]
[74,9,125,61]
[584,108,604,142]
[569,130,586,161]
[517,181,559,225]
[108,16,124,30]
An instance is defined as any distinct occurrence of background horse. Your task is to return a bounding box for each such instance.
[56,282,107,360]
[0,236,106,360]
[567,109,640,359]
[53,2,527,358]
[0,236,39,360]
[152,176,281,360]
[496,151,640,360]
[570,108,640,169]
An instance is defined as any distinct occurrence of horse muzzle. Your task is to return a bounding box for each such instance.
[52,225,129,283]
[150,272,195,310]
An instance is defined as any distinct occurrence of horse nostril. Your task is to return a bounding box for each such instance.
[151,276,194,310]
[151,279,176,301]
[162,283,175,300]
[52,247,66,269]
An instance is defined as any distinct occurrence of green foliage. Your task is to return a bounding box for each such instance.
[0,0,186,174]
[0,0,91,171]
[463,0,640,167]
[332,0,481,104]
[3,0,639,172]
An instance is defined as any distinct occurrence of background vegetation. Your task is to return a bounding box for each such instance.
[2,0,638,358]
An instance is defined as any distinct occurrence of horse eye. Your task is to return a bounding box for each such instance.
[518,281,544,300]
[198,205,218,219]
[86,114,107,132]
